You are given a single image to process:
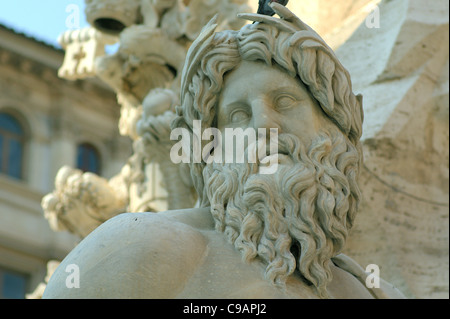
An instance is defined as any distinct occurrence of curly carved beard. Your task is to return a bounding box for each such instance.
[202,127,361,298]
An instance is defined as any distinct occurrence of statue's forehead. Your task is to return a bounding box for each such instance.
[219,60,306,102]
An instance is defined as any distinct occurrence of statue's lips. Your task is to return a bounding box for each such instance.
[256,141,291,164]
[256,153,290,174]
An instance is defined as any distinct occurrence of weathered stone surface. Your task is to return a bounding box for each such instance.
[335,0,449,298]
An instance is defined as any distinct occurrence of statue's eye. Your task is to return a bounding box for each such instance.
[230,109,250,124]
[275,94,297,110]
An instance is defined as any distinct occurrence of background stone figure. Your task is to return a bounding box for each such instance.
[43,4,405,299]
[42,0,252,240]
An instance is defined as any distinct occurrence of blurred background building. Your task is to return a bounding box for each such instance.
[0,23,131,298]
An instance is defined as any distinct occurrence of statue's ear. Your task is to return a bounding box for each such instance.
[356,93,364,131]
[356,94,363,119]
[356,94,363,105]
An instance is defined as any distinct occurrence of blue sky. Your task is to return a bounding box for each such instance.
[0,1,90,48]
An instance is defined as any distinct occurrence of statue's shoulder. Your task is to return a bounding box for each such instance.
[43,209,210,298]
[331,254,407,299]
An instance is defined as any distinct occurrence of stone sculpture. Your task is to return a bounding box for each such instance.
[57,27,118,80]
[42,166,129,238]
[42,0,251,239]
[43,3,405,299]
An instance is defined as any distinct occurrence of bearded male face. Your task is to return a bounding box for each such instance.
[173,5,364,298]
[201,60,361,298]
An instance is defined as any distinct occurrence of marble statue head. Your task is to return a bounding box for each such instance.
[173,3,364,298]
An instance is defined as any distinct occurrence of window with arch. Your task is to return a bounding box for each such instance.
[76,142,101,175]
[0,112,26,180]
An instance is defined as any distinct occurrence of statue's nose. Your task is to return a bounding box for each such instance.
[251,98,281,134]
